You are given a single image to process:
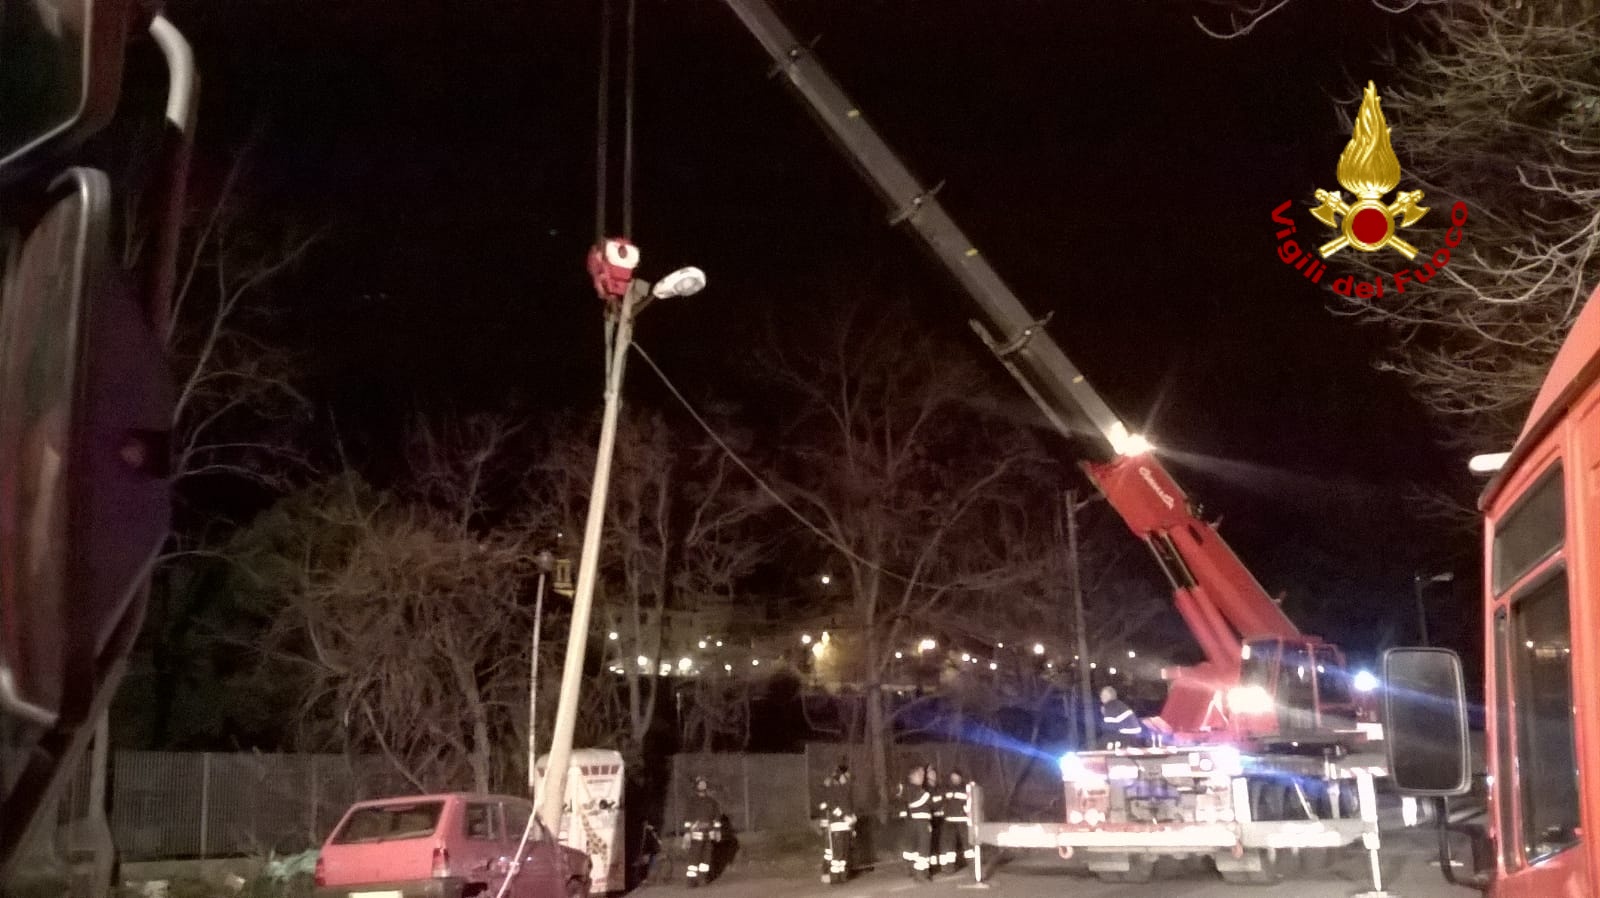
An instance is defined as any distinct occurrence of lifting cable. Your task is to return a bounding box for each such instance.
[593,0,640,241]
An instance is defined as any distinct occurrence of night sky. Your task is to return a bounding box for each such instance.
[163,1,1475,664]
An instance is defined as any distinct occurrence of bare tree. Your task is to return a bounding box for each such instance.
[1316,2,1600,449]
[539,409,775,760]
[767,302,1059,809]
[243,417,629,791]
[1192,0,1445,40]
[128,132,325,746]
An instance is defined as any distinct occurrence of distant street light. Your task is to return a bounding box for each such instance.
[539,250,706,830]
[526,549,555,793]
[1032,643,1045,656]
[1413,570,1455,647]
[819,574,832,586]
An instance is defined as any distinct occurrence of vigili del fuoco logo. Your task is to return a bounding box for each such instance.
[1271,81,1467,298]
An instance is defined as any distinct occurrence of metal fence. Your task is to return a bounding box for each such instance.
[663,752,810,836]
[663,743,1064,836]
[110,751,408,861]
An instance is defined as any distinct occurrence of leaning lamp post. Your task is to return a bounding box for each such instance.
[537,238,705,830]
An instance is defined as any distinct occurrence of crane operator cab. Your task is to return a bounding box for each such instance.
[1228,638,1371,746]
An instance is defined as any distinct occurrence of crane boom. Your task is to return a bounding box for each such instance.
[723,0,1328,734]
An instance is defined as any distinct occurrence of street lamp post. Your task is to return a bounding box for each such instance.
[527,549,555,794]
[1413,570,1454,647]
[537,260,705,831]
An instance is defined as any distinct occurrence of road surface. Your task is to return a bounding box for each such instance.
[670,828,1475,898]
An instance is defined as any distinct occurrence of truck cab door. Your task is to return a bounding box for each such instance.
[1486,448,1586,896]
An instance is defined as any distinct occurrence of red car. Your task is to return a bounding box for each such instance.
[314,793,591,898]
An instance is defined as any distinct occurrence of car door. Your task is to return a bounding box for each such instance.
[503,799,559,898]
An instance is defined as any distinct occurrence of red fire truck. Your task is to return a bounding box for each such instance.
[721,0,1390,886]
[1383,283,1600,896]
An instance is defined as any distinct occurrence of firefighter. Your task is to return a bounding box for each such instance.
[682,775,723,887]
[1099,686,1144,749]
[816,763,857,884]
[941,769,973,870]
[924,764,943,875]
[900,766,934,880]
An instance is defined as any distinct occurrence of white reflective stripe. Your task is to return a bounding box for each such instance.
[907,793,930,808]
[1104,708,1135,723]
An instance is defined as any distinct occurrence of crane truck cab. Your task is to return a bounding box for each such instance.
[1383,282,1600,895]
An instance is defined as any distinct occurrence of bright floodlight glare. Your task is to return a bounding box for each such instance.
[1469,451,1510,474]
[801,633,813,645]
[918,638,937,652]
[1109,421,1154,457]
[651,266,707,299]
[1353,670,1379,693]
[819,574,832,586]
[1032,642,1045,655]
[1226,684,1274,714]
[811,643,825,658]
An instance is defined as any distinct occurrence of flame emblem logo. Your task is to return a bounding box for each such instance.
[1309,82,1427,258]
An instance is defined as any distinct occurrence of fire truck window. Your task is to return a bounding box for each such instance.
[1493,609,1516,869]
[1240,641,1274,688]
[1313,646,1352,708]
[1511,572,1579,863]
[1493,464,1564,595]
[1276,644,1316,732]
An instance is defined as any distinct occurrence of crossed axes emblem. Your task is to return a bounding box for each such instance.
[1310,188,1428,259]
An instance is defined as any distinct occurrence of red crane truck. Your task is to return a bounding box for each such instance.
[720,0,1389,887]
[1382,282,1600,896]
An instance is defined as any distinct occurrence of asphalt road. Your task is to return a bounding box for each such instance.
[661,828,1476,898]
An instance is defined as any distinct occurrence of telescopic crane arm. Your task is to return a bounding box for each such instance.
[722,0,1301,680]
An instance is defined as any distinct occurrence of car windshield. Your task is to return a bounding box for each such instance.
[332,801,445,844]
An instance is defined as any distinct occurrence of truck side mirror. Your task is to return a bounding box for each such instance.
[0,0,132,186]
[1381,647,1471,796]
[0,167,172,829]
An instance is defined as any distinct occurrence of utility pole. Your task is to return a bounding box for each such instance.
[538,250,705,832]
[537,279,639,831]
[1065,490,1095,750]
[1413,570,1454,648]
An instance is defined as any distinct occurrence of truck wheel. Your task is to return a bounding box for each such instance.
[566,876,589,898]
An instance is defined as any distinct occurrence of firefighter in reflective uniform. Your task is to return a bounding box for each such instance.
[816,763,857,884]
[1099,686,1143,749]
[682,776,723,887]
[940,769,973,870]
[900,766,934,880]
[924,764,943,874]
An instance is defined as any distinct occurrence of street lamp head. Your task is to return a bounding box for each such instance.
[651,266,707,299]
[535,549,555,571]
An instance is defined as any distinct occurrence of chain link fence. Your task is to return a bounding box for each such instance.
[110,751,409,861]
[664,743,1064,837]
